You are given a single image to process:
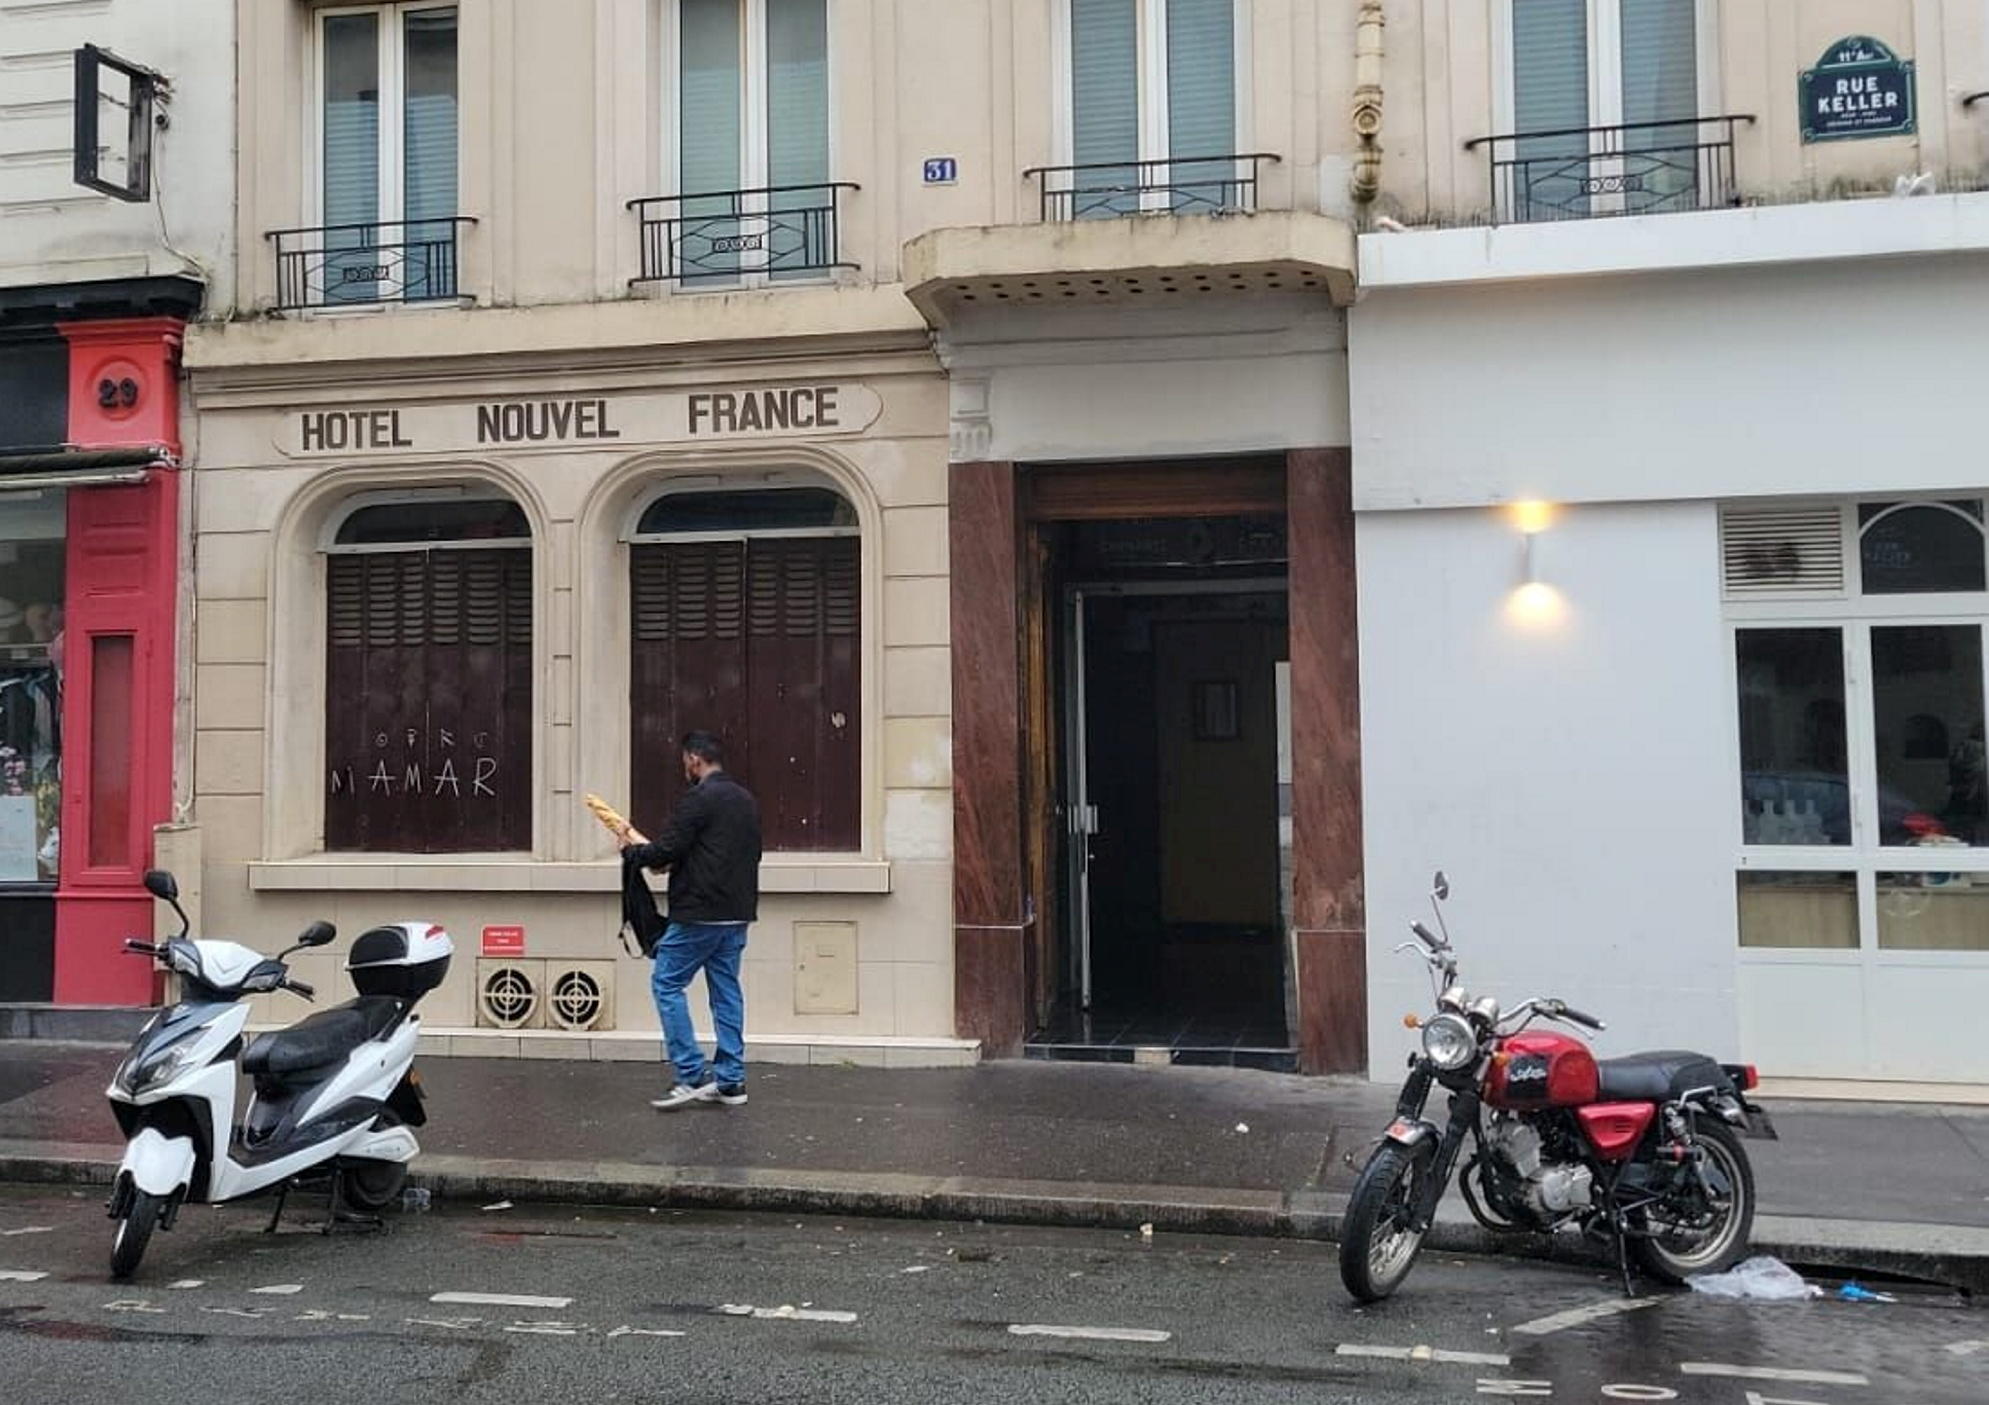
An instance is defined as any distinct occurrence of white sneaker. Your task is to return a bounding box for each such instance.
[651,1081,716,1111]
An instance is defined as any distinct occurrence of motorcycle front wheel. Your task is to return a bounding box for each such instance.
[1632,1120,1756,1284]
[1339,1140,1435,1303]
[110,1189,163,1280]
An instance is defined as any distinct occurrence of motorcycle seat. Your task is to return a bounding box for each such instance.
[1595,1050,1729,1103]
[242,997,405,1079]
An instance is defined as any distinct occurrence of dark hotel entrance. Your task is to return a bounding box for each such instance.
[950,452,1366,1075]
[1036,548,1294,1066]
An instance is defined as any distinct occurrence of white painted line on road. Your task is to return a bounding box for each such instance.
[248,1284,304,1296]
[505,1321,586,1336]
[609,1326,688,1339]
[719,1303,859,1323]
[1947,1340,1989,1357]
[431,1291,573,1310]
[1681,1363,1869,1388]
[103,1299,165,1313]
[168,1280,204,1290]
[0,1270,48,1283]
[1336,1343,1511,1367]
[1510,1298,1661,1336]
[406,1317,482,1330]
[1008,1324,1172,1344]
[0,1226,53,1237]
[202,1307,271,1320]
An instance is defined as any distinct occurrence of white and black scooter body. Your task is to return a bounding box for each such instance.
[104,869,451,1277]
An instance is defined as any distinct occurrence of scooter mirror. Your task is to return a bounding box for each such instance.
[142,870,179,902]
[1432,870,1450,901]
[296,921,337,948]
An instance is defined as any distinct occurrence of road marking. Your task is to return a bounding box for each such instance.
[719,1303,859,1324]
[1948,1340,1989,1357]
[103,1299,166,1313]
[0,1226,53,1237]
[295,1310,370,1323]
[1008,1324,1171,1344]
[202,1307,271,1320]
[1511,1298,1660,1336]
[1337,1343,1511,1367]
[406,1317,482,1330]
[431,1291,573,1310]
[1680,1363,1869,1387]
[505,1321,586,1336]
[249,1284,304,1296]
[0,1270,48,1283]
[1477,1383,1552,1398]
[168,1280,204,1290]
[609,1326,688,1339]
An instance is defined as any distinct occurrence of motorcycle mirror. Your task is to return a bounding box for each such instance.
[142,870,179,902]
[1432,871,1450,901]
[296,920,337,949]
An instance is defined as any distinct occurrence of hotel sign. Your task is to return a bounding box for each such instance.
[278,383,883,459]
[1801,36,1915,143]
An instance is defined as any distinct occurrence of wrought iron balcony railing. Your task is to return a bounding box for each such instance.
[1024,153,1280,222]
[1466,116,1754,225]
[628,183,858,285]
[268,217,475,310]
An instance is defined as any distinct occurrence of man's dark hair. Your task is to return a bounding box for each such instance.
[681,730,725,766]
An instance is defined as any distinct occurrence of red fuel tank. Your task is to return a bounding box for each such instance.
[1482,1031,1600,1109]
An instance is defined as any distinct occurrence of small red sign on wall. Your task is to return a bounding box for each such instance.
[481,924,526,957]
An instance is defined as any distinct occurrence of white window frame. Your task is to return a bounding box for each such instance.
[308,3,460,232]
[661,0,837,287]
[1492,0,1722,135]
[1727,497,1989,973]
[1049,0,1253,212]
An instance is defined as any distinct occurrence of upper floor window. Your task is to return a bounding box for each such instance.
[657,0,835,285]
[1063,0,1242,217]
[1494,0,1721,221]
[289,4,463,308]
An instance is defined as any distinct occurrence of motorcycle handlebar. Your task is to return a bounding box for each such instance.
[1555,1003,1606,1032]
[1409,920,1443,952]
[284,978,316,1001]
[123,939,160,957]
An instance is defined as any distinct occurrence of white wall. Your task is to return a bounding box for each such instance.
[0,0,234,299]
[1358,500,1740,1074]
[1348,246,1989,512]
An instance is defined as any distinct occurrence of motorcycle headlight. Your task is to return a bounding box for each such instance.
[1420,1013,1478,1071]
[115,1039,206,1097]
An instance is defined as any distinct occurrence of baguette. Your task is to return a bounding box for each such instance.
[583,792,646,845]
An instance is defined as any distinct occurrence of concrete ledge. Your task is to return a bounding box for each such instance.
[0,1005,151,1043]
[7,1138,1980,1294]
[246,857,893,895]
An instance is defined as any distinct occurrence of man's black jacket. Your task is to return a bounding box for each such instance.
[623,771,762,925]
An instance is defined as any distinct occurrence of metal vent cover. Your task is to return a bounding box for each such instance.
[1720,505,1847,597]
[546,962,615,1033]
[477,961,540,1030]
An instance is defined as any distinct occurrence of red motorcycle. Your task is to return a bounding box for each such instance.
[1340,872,1776,1303]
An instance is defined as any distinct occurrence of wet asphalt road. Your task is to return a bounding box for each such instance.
[1,1182,1983,1404]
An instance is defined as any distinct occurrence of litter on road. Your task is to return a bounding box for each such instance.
[1686,1256,1822,1302]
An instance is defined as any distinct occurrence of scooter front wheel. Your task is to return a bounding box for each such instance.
[110,1189,163,1280]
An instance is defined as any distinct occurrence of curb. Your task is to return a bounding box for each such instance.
[4,1141,1982,1295]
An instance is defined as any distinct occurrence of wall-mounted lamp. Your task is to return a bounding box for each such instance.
[1506,501,1564,627]
[1512,500,1552,586]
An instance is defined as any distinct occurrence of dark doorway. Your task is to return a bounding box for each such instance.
[1028,511,1292,1068]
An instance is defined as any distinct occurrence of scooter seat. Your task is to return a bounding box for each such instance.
[1595,1050,1728,1103]
[242,997,405,1079]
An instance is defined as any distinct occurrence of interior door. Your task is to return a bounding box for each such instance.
[1063,588,1098,1011]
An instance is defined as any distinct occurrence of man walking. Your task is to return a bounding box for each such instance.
[619,731,761,1110]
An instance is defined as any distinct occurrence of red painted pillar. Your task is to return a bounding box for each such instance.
[50,318,183,1005]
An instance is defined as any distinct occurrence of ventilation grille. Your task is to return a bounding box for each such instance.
[1720,505,1846,598]
[546,962,614,1032]
[329,549,532,648]
[477,962,539,1030]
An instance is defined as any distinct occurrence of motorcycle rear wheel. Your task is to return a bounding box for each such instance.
[110,1189,163,1280]
[1631,1120,1755,1284]
[1339,1140,1434,1303]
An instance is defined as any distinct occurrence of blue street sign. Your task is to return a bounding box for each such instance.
[922,157,958,186]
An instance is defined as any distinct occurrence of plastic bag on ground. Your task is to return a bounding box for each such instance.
[1686,1255,1822,1301]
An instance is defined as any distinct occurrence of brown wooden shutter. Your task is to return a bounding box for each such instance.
[325,547,533,853]
[630,536,858,850]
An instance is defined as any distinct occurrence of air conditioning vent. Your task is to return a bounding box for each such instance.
[1720,505,1846,598]
[546,962,615,1033]
[477,960,542,1030]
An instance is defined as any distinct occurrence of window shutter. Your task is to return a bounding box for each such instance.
[1165,0,1235,207]
[767,0,830,272]
[630,542,749,833]
[1720,505,1848,598]
[1618,0,1697,129]
[401,6,459,298]
[321,13,380,228]
[1512,0,1589,136]
[1072,0,1139,216]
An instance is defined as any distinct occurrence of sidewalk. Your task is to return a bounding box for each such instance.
[5,1043,1988,1290]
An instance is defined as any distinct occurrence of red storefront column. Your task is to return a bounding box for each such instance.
[50,318,183,1005]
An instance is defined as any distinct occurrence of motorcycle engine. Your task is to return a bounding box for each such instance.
[1486,1115,1594,1218]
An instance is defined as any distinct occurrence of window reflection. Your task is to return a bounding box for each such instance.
[1872,625,1985,847]
[0,490,66,883]
[1736,628,1849,845]
[1859,501,1986,595]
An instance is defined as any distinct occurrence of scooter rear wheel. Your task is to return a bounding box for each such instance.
[341,1111,409,1213]
[110,1189,162,1280]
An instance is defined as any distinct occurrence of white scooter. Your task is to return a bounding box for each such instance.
[105,869,453,1278]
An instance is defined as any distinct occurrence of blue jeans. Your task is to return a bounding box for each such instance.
[651,921,748,1087]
